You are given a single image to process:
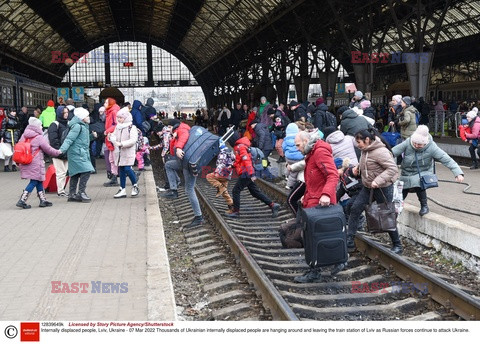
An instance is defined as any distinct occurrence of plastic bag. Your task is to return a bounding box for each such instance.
[0,142,13,159]
[393,180,404,215]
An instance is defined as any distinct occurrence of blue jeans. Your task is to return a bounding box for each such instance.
[25,180,44,193]
[165,157,202,217]
[119,166,137,188]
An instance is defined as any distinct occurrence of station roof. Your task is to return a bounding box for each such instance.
[0,0,479,87]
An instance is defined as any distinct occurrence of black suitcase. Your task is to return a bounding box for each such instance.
[183,126,234,176]
[300,204,348,268]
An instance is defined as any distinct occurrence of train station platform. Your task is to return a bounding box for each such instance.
[0,161,176,321]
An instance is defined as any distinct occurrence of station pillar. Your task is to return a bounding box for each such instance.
[405,52,432,99]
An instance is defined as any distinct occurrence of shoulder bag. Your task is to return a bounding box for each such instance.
[365,188,397,233]
[414,151,438,190]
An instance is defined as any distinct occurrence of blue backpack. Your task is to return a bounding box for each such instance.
[249,147,264,171]
[415,109,421,124]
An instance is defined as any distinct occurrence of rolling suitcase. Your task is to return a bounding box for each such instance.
[183,126,234,176]
[300,204,348,268]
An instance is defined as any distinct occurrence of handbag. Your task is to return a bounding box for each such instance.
[0,142,13,159]
[365,188,397,233]
[414,152,438,190]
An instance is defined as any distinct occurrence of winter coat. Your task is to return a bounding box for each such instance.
[398,105,417,139]
[253,123,272,153]
[302,138,339,208]
[392,135,463,189]
[325,130,359,165]
[47,111,69,159]
[271,112,288,139]
[312,103,329,131]
[59,116,95,176]
[294,104,308,122]
[104,103,120,151]
[141,98,156,120]
[282,123,303,161]
[230,108,243,128]
[465,117,480,140]
[39,106,56,129]
[131,100,145,135]
[215,148,236,178]
[340,109,371,137]
[89,104,101,124]
[259,104,273,127]
[363,107,376,121]
[289,159,305,182]
[358,137,398,188]
[169,122,191,156]
[111,122,138,167]
[0,113,21,145]
[233,136,254,177]
[18,125,60,181]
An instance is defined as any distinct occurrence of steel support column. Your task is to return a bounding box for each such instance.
[293,43,310,102]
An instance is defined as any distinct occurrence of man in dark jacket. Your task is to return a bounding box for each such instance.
[418,97,430,125]
[290,101,308,122]
[230,103,243,129]
[131,100,146,135]
[142,98,156,120]
[340,109,371,137]
[251,119,275,179]
[17,106,29,135]
[312,98,334,132]
[47,107,70,196]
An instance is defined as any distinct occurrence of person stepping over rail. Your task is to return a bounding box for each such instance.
[206,139,236,212]
[225,134,280,218]
[109,107,140,199]
[16,117,62,209]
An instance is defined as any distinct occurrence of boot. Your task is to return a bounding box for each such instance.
[347,234,356,252]
[114,188,127,199]
[294,267,322,283]
[103,175,119,187]
[79,192,91,203]
[417,190,429,216]
[38,190,53,207]
[4,166,11,172]
[185,216,205,229]
[276,156,285,163]
[331,262,347,276]
[11,165,17,172]
[131,184,139,197]
[389,230,403,255]
[160,189,178,199]
[470,162,478,170]
[16,190,31,209]
[270,203,280,218]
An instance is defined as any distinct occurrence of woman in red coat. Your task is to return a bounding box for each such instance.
[103,98,120,186]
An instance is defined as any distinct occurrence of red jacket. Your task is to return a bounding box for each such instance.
[170,122,191,155]
[246,111,257,139]
[104,103,120,151]
[302,139,339,208]
[233,136,254,177]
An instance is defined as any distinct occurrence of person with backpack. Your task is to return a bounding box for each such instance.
[15,117,61,209]
[108,107,140,198]
[398,96,417,140]
[225,134,280,218]
[47,106,70,197]
[282,123,304,190]
[206,139,236,212]
[312,97,336,132]
[59,107,95,203]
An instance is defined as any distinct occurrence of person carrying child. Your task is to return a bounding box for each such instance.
[206,139,236,212]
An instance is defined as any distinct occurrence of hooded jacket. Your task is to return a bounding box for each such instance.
[131,100,145,135]
[358,137,398,188]
[302,134,339,208]
[233,136,254,177]
[340,109,371,137]
[253,122,272,153]
[18,124,60,181]
[398,105,418,139]
[392,135,463,189]
[169,122,191,156]
[141,98,156,120]
[39,106,56,129]
[111,113,138,167]
[282,123,303,161]
[312,103,329,131]
[294,104,308,122]
[325,130,358,165]
[59,116,95,176]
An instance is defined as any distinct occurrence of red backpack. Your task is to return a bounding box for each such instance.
[12,138,40,165]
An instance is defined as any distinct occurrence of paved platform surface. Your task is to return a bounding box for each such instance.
[0,160,176,321]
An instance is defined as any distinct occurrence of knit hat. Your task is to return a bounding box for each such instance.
[315,97,324,106]
[28,117,42,128]
[99,106,105,113]
[410,125,429,145]
[322,126,337,139]
[334,158,343,169]
[116,107,132,122]
[169,118,181,129]
[267,107,276,115]
[461,119,468,125]
[472,107,479,115]
[392,94,402,104]
[466,110,477,120]
[402,96,412,106]
[47,100,55,107]
[289,100,299,107]
[74,107,89,120]
[354,91,363,98]
[337,105,349,117]
[260,96,267,102]
[360,100,371,110]
[154,122,164,133]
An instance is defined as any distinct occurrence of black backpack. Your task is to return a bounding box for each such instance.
[324,111,337,128]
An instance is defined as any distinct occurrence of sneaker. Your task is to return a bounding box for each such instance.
[67,194,82,202]
[156,183,170,192]
[330,262,347,276]
[347,235,356,253]
[470,164,478,170]
[114,188,127,199]
[185,216,205,229]
[225,211,239,218]
[390,244,403,255]
[79,192,91,203]
[294,268,322,283]
[131,184,139,197]
[57,191,68,197]
[4,166,11,172]
[160,190,178,199]
[271,203,280,218]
